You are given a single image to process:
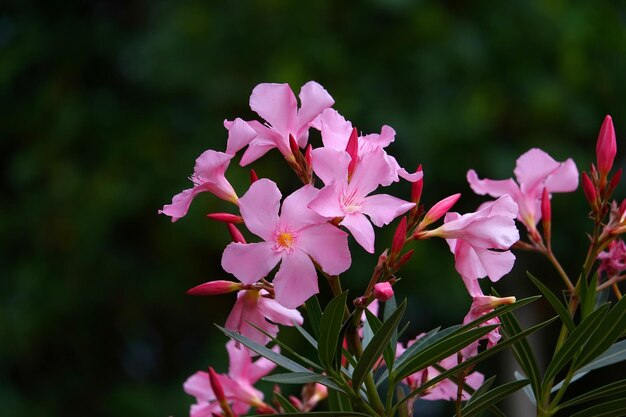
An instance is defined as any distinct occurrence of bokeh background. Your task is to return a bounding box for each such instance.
[3,1,626,416]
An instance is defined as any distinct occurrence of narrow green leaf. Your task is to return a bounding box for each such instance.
[318,292,348,369]
[264,372,327,384]
[580,271,599,320]
[268,413,370,417]
[352,300,406,390]
[528,272,575,331]
[274,391,299,413]
[305,296,323,338]
[542,303,609,384]
[569,398,626,417]
[514,371,536,405]
[294,323,318,348]
[383,294,399,363]
[461,380,529,417]
[364,308,396,370]
[560,379,626,408]
[465,375,496,405]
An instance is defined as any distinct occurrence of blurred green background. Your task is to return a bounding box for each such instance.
[2,1,626,416]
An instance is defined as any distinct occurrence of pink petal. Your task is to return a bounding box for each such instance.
[159,187,202,222]
[240,140,276,166]
[347,147,395,198]
[544,158,579,193]
[249,83,297,134]
[222,242,281,284]
[341,212,375,253]
[190,402,220,417]
[257,296,304,326]
[474,247,516,282]
[239,178,281,240]
[311,148,351,186]
[361,125,396,148]
[279,185,326,230]
[298,223,351,275]
[452,239,487,281]
[361,194,415,227]
[308,184,346,218]
[514,148,578,194]
[398,166,424,182]
[273,249,319,308]
[225,118,257,155]
[313,108,353,150]
[224,290,279,346]
[247,350,279,383]
[192,150,238,202]
[226,339,251,380]
[296,81,335,139]
[184,371,215,402]
[467,169,520,198]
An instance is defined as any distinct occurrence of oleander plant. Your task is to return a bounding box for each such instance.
[161,82,626,417]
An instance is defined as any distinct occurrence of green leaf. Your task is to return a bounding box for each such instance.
[305,296,323,338]
[274,392,299,413]
[569,398,626,417]
[264,372,327,384]
[352,300,406,390]
[465,375,497,405]
[514,371,536,405]
[318,291,348,370]
[294,323,318,348]
[263,413,370,417]
[560,378,626,409]
[577,295,626,369]
[328,389,353,412]
[580,271,599,320]
[542,303,609,384]
[461,379,529,417]
[528,272,575,331]
[383,294,399,363]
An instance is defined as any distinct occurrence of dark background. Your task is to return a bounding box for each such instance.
[2,1,626,416]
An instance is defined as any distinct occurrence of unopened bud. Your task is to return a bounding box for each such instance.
[411,165,424,204]
[471,295,516,315]
[376,249,388,270]
[207,212,243,223]
[227,223,246,244]
[397,249,414,267]
[541,188,551,246]
[419,193,461,230]
[609,168,622,196]
[374,282,394,302]
[208,367,228,410]
[187,280,244,296]
[289,134,300,157]
[250,169,259,184]
[304,144,313,167]
[391,217,407,256]
[346,127,359,177]
[597,115,617,180]
[582,172,597,208]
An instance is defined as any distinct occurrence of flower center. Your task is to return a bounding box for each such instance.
[273,230,298,253]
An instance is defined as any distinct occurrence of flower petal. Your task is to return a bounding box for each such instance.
[222,242,281,284]
[308,184,346,218]
[299,223,351,275]
[225,118,257,155]
[341,212,375,253]
[273,249,319,309]
[544,158,579,193]
[474,247,516,282]
[159,187,203,222]
[257,296,304,326]
[347,147,396,198]
[312,108,353,151]
[297,81,335,139]
[279,185,326,230]
[361,194,415,227]
[250,83,297,134]
[311,148,350,186]
[239,178,281,240]
[184,371,215,403]
[467,169,520,198]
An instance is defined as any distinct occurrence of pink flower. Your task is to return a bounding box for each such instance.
[422,196,519,296]
[222,179,351,308]
[309,147,415,253]
[374,282,394,302]
[160,150,238,222]
[467,148,578,232]
[184,340,276,416]
[224,82,334,165]
[598,239,626,278]
[225,289,303,347]
[461,295,515,358]
[311,108,422,184]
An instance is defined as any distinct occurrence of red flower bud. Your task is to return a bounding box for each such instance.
[609,168,622,196]
[411,165,423,204]
[596,115,617,179]
[208,367,227,407]
[582,172,597,208]
[227,223,246,244]
[250,169,259,184]
[398,249,414,267]
[391,217,407,256]
[206,213,243,223]
[541,188,551,247]
[373,282,394,302]
[187,280,244,296]
[304,144,313,167]
[346,127,359,177]
[419,193,461,230]
[289,134,300,157]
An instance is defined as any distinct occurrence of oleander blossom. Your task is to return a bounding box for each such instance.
[597,239,626,278]
[222,179,351,308]
[467,148,578,233]
[184,340,276,416]
[225,289,303,347]
[159,150,238,222]
[224,82,334,165]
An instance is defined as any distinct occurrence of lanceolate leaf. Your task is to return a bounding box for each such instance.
[528,272,575,331]
[305,296,323,338]
[580,271,599,319]
[263,372,327,384]
[383,294,399,363]
[274,392,299,413]
[569,398,626,417]
[452,296,540,336]
[577,296,626,369]
[352,300,406,390]
[294,323,318,348]
[318,292,348,370]
[560,378,626,409]
[461,379,529,417]
[465,375,497,405]
[265,413,370,417]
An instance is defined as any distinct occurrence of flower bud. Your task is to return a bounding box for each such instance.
[418,193,461,230]
[250,169,259,184]
[411,165,423,205]
[187,280,244,296]
[541,188,551,246]
[208,367,229,413]
[471,295,516,315]
[373,282,394,302]
[596,115,617,180]
[608,168,622,196]
[391,217,407,256]
[207,212,243,223]
[227,223,246,244]
[346,127,359,177]
[582,172,597,208]
[304,144,313,167]
[289,134,300,157]
[398,249,414,268]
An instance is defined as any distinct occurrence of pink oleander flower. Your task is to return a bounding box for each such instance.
[225,289,303,347]
[311,108,422,184]
[597,115,617,180]
[224,82,334,166]
[160,150,238,222]
[598,239,626,278]
[461,295,515,358]
[374,282,394,302]
[222,179,351,308]
[467,148,578,233]
[421,195,519,296]
[184,340,276,416]
[309,147,415,253]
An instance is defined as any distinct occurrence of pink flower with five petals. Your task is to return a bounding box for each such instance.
[222,179,351,308]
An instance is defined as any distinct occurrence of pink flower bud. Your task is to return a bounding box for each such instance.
[471,295,516,315]
[346,127,359,177]
[374,282,394,302]
[227,223,246,244]
[250,169,259,184]
[596,115,617,179]
[391,217,407,256]
[304,144,313,167]
[186,280,244,296]
[208,367,227,408]
[289,134,300,157]
[582,172,597,208]
[411,165,423,204]
[419,193,461,230]
[206,212,243,223]
[541,188,551,246]
[398,249,414,268]
[609,168,622,196]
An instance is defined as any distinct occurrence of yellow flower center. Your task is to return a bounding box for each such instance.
[276,232,295,248]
